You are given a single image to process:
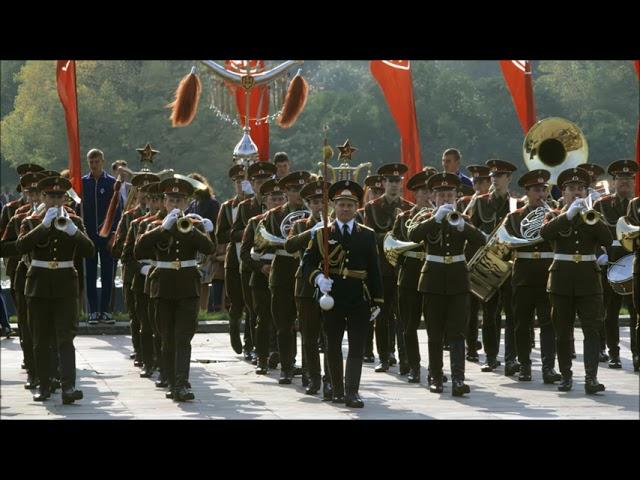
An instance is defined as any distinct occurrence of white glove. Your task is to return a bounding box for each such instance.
[250,248,261,261]
[202,218,214,233]
[315,274,333,294]
[566,198,584,221]
[140,265,151,276]
[42,207,58,228]
[456,220,465,232]
[597,253,609,266]
[434,204,454,223]
[162,210,180,230]
[63,216,78,236]
[241,180,254,195]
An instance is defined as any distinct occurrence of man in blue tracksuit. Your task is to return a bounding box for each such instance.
[82,148,121,324]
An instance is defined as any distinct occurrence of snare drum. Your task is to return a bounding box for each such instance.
[607,254,634,296]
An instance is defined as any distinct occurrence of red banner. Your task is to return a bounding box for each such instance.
[370,60,423,200]
[225,60,270,161]
[56,60,82,194]
[500,60,537,133]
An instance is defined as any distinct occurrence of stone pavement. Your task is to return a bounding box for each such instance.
[1,329,638,420]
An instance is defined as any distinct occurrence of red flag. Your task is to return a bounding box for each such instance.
[635,61,640,196]
[500,60,537,133]
[56,60,82,195]
[370,60,423,200]
[225,60,270,161]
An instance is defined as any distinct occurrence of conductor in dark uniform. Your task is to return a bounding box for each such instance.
[303,180,384,408]
[540,167,613,394]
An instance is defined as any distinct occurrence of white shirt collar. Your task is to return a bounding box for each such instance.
[335,218,355,234]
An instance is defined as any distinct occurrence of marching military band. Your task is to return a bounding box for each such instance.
[1,136,639,408]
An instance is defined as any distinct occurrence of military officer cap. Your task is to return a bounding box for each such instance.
[557,167,590,188]
[406,171,429,191]
[140,181,161,197]
[607,159,638,178]
[300,180,330,200]
[16,163,45,176]
[364,175,385,191]
[427,172,461,191]
[247,161,277,180]
[228,164,247,180]
[39,170,61,178]
[159,177,194,197]
[278,171,311,190]
[38,175,72,194]
[377,163,409,180]
[518,169,550,189]
[422,166,438,177]
[20,172,47,192]
[576,163,604,181]
[329,180,364,203]
[467,164,491,180]
[458,184,475,197]
[485,159,517,176]
[259,178,284,197]
[131,172,160,188]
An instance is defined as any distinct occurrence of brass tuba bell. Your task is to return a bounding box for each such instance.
[616,216,639,252]
[254,219,286,250]
[523,117,588,185]
[383,232,422,268]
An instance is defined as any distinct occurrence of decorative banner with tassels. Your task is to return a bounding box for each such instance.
[168,60,308,165]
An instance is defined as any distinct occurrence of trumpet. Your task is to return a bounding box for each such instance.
[54,207,70,231]
[446,210,463,227]
[580,193,601,226]
[176,215,193,234]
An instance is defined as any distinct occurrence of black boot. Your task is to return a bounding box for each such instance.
[481,356,500,372]
[375,356,389,372]
[608,354,622,369]
[451,379,470,397]
[61,387,83,405]
[399,361,410,376]
[584,376,605,394]
[598,350,609,362]
[256,358,269,375]
[363,353,375,363]
[429,375,443,393]
[518,363,532,381]
[344,358,364,408]
[33,387,51,402]
[305,375,321,395]
[139,366,154,378]
[504,360,521,377]
[466,350,479,362]
[557,374,573,392]
[268,351,280,369]
[278,368,293,385]
[174,385,195,401]
[322,377,333,401]
[388,352,397,366]
[407,367,421,383]
[24,374,39,390]
[542,368,562,384]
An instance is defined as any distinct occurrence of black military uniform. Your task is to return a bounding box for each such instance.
[135,177,215,401]
[361,174,385,362]
[216,164,252,357]
[408,173,486,395]
[16,176,95,403]
[503,170,561,383]
[111,172,159,367]
[390,171,431,383]
[364,164,414,373]
[285,180,333,397]
[261,171,310,383]
[232,162,277,365]
[240,179,280,375]
[540,168,613,393]
[592,160,639,369]
[303,180,384,408]
[470,159,518,374]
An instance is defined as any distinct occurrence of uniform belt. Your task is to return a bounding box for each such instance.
[275,249,295,257]
[31,259,74,269]
[611,240,621,247]
[553,254,597,263]
[426,254,465,264]
[402,251,425,260]
[329,268,368,280]
[155,259,198,269]
[259,253,275,261]
[515,252,554,260]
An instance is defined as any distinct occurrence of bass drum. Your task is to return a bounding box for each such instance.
[607,254,634,296]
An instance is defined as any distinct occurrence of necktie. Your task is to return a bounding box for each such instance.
[342,223,350,243]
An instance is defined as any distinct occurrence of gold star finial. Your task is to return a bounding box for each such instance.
[336,139,357,161]
[136,143,159,169]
